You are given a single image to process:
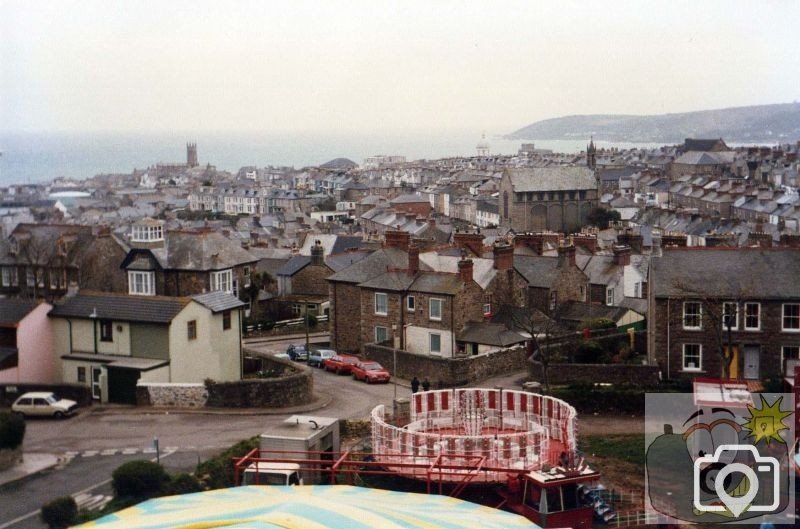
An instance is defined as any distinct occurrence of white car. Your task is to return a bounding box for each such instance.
[307,348,337,368]
[11,392,79,419]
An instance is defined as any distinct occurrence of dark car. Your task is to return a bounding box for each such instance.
[351,361,390,384]
[323,354,360,375]
[286,344,308,361]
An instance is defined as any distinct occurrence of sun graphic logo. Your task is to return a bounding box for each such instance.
[742,395,792,446]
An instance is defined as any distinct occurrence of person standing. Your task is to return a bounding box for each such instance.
[411,377,420,393]
[422,378,430,391]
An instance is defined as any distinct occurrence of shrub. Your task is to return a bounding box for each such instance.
[196,437,259,489]
[112,460,170,499]
[163,473,203,496]
[304,313,318,327]
[549,384,645,414]
[0,411,25,450]
[41,496,78,529]
[573,340,604,363]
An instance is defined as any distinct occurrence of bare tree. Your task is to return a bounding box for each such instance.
[671,277,755,380]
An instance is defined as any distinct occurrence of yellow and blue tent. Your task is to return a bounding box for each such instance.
[78,485,540,529]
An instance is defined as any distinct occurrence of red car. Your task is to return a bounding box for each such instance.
[351,361,390,384]
[322,354,360,375]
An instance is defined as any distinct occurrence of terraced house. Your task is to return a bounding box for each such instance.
[649,248,800,382]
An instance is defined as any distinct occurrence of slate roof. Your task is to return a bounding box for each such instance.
[124,231,258,271]
[390,194,429,204]
[277,256,311,276]
[457,322,528,346]
[674,151,723,166]
[49,293,190,323]
[192,291,245,313]
[0,299,39,327]
[327,248,410,284]
[513,256,560,288]
[418,253,496,289]
[652,249,800,298]
[683,138,729,152]
[408,272,466,295]
[554,301,635,324]
[505,167,596,192]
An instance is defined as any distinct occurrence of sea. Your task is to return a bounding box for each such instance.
[0,130,664,187]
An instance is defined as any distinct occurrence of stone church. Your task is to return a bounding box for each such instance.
[499,166,598,233]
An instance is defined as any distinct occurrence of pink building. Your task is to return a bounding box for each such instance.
[0,300,55,384]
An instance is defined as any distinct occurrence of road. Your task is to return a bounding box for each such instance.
[1,340,532,529]
[0,360,409,529]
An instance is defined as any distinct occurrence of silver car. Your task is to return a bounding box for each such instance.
[307,348,336,368]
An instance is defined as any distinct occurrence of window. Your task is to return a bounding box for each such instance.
[682,344,702,371]
[210,269,233,293]
[633,282,641,298]
[744,302,760,331]
[683,302,702,330]
[722,302,738,330]
[50,268,66,289]
[374,326,388,344]
[99,320,113,342]
[77,367,86,383]
[131,223,164,242]
[783,304,800,331]
[483,302,492,316]
[375,292,388,315]
[187,320,197,340]
[243,266,251,287]
[606,288,614,306]
[580,285,586,302]
[26,268,35,287]
[292,303,302,315]
[430,333,442,354]
[550,291,557,312]
[781,346,800,373]
[1,267,17,287]
[128,271,155,295]
[223,310,231,330]
[429,298,442,321]
[407,295,415,312]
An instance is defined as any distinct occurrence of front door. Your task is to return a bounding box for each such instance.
[91,366,103,400]
[743,345,760,380]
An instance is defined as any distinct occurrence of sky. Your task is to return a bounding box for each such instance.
[2,0,799,134]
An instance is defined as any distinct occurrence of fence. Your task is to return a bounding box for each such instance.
[244,314,329,336]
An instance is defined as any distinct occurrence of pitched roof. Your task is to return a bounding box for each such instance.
[457,322,528,346]
[49,293,190,323]
[192,291,245,313]
[327,248,409,284]
[505,167,596,192]
[124,231,258,271]
[0,299,40,326]
[674,151,723,165]
[652,248,800,298]
[513,256,560,288]
[277,256,311,276]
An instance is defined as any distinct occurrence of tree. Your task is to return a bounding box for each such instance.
[585,207,621,229]
[671,278,752,380]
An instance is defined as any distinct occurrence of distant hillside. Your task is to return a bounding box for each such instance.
[507,103,800,144]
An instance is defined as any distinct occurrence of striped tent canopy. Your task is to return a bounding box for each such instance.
[78,485,540,529]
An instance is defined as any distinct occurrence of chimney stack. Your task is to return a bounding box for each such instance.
[384,229,410,252]
[408,244,419,274]
[458,258,474,283]
[747,232,772,248]
[310,240,325,266]
[571,233,598,254]
[493,242,514,270]
[612,244,632,266]
[454,232,485,257]
[557,244,576,268]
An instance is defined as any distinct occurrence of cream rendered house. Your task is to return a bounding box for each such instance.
[49,291,244,404]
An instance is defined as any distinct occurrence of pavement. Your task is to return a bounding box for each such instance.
[0,452,61,488]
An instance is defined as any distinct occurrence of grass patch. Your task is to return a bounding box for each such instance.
[580,434,645,469]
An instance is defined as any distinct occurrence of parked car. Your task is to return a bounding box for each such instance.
[323,354,361,375]
[286,344,308,361]
[351,361,391,384]
[11,392,78,418]
[307,348,336,368]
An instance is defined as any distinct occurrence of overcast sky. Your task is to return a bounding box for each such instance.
[2,0,799,134]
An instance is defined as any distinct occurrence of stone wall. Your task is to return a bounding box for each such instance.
[136,383,208,407]
[329,282,362,353]
[363,343,528,387]
[529,362,660,387]
[135,352,314,408]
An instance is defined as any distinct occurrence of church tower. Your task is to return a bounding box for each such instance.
[187,142,198,168]
[586,137,596,170]
[476,132,490,157]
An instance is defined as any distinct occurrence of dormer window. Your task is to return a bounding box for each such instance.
[131,222,164,243]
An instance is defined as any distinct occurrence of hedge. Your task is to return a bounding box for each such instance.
[196,437,259,489]
[0,412,25,449]
[112,460,170,499]
[41,496,78,529]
